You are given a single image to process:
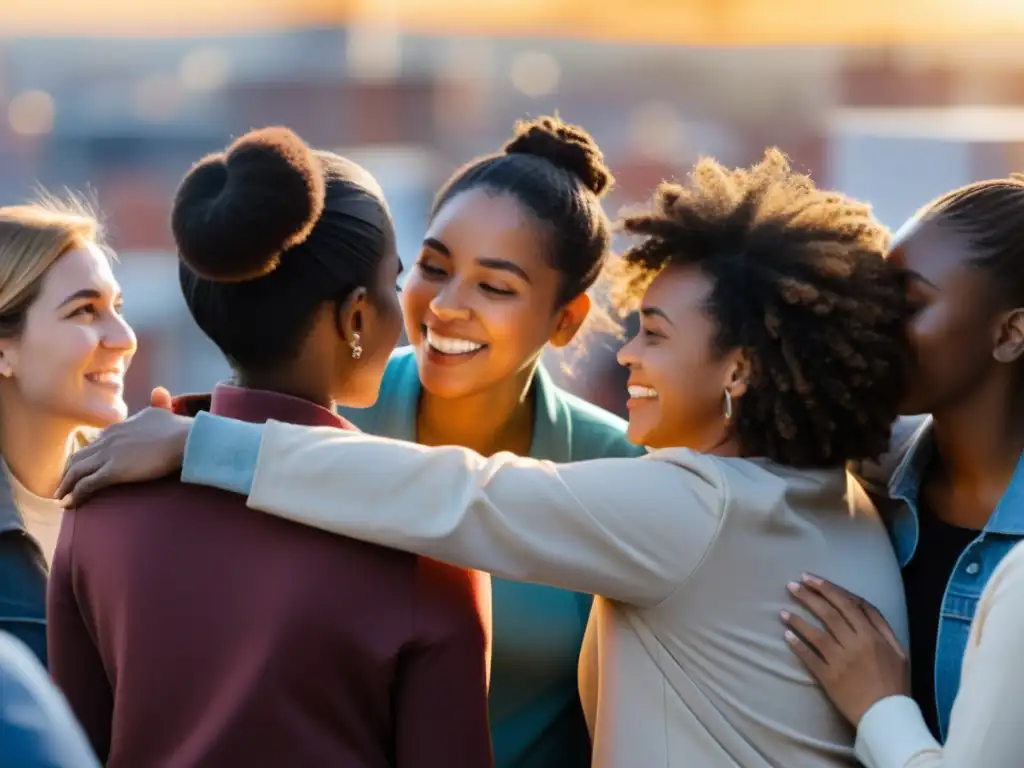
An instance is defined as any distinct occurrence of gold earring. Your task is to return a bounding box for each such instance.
[350,332,363,360]
[723,388,733,424]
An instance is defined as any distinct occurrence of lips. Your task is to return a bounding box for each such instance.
[84,370,123,387]
[627,385,658,400]
[425,328,487,356]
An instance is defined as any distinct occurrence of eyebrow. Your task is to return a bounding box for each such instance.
[57,289,103,308]
[906,270,939,290]
[422,237,532,284]
[641,306,674,326]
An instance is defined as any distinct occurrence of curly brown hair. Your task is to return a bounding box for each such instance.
[614,149,911,468]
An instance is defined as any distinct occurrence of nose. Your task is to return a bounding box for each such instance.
[428,282,471,322]
[102,311,138,355]
[617,333,640,368]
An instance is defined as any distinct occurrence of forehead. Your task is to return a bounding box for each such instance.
[641,264,714,317]
[888,215,976,285]
[38,242,119,299]
[427,189,551,268]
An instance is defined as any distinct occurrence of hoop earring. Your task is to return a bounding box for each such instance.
[723,388,733,424]
[350,332,363,360]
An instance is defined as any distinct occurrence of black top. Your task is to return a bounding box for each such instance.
[901,503,977,739]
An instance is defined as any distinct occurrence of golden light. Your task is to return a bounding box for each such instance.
[8,91,55,137]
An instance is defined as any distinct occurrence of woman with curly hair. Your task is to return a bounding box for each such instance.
[59,150,914,766]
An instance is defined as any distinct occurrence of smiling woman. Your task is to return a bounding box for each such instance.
[0,199,136,665]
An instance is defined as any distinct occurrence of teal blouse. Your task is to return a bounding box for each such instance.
[339,347,644,768]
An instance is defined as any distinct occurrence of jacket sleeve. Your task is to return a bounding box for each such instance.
[855,543,1024,768]
[182,413,725,608]
[0,532,48,666]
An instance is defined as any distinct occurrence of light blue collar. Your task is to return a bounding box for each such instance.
[384,350,572,462]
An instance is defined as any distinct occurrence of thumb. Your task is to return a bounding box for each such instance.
[150,387,174,410]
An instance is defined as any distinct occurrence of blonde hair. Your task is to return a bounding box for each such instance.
[0,197,101,338]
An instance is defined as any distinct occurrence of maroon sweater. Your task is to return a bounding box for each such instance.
[47,385,493,768]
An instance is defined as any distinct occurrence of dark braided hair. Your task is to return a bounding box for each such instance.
[920,174,1024,306]
[614,149,911,468]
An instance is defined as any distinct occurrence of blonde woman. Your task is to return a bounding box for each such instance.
[0,203,136,664]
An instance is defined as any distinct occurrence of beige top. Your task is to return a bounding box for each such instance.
[231,422,909,767]
[856,539,1024,768]
[3,460,64,568]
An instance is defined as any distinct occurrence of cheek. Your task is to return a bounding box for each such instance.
[17,329,95,398]
[400,276,434,340]
[479,301,553,357]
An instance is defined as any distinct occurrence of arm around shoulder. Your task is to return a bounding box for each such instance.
[246,421,725,607]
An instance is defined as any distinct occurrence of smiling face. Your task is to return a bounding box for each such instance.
[887,215,1022,416]
[616,265,745,450]
[0,242,137,429]
[401,188,589,400]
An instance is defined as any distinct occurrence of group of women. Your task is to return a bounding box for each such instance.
[0,112,1021,767]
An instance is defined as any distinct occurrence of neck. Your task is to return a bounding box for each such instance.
[233,370,335,412]
[417,362,538,457]
[0,398,77,499]
[931,374,1024,495]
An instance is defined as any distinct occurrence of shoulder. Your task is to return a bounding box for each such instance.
[411,558,489,640]
[853,415,930,493]
[338,346,419,433]
[555,388,645,459]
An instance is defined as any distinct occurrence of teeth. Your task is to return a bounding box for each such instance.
[426,330,484,356]
[628,386,658,399]
[86,372,122,385]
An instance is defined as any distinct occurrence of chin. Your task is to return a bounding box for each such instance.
[75,402,128,429]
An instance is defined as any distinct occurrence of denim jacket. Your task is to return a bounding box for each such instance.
[859,416,1024,740]
[0,468,48,667]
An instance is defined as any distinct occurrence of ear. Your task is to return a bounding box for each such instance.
[724,348,752,400]
[548,293,591,349]
[335,287,371,349]
[993,308,1024,364]
[0,339,16,379]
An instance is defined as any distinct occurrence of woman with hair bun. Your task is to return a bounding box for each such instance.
[333,114,641,768]
[47,127,492,768]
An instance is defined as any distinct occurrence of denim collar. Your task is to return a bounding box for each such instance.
[888,415,1024,565]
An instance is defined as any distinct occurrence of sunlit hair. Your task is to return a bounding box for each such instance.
[613,149,911,468]
[918,174,1024,306]
[0,196,102,339]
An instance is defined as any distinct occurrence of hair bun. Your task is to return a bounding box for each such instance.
[171,126,325,282]
[503,115,613,197]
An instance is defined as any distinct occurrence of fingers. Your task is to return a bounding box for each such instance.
[786,580,856,642]
[67,466,114,507]
[150,387,173,410]
[57,451,107,506]
[860,602,907,659]
[798,575,869,633]
[782,615,830,681]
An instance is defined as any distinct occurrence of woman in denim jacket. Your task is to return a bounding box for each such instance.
[781,177,1024,766]
[0,202,135,665]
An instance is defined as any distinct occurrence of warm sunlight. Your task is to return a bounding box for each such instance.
[4,0,1024,42]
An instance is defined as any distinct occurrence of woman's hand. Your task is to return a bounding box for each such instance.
[781,574,910,727]
[58,400,193,506]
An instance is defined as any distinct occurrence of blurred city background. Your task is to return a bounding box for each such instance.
[3,2,1024,416]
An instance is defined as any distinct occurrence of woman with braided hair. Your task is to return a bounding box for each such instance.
[781,176,1024,768]
[58,150,914,766]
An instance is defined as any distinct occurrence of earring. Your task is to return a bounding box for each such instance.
[723,388,733,424]
[350,333,363,360]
